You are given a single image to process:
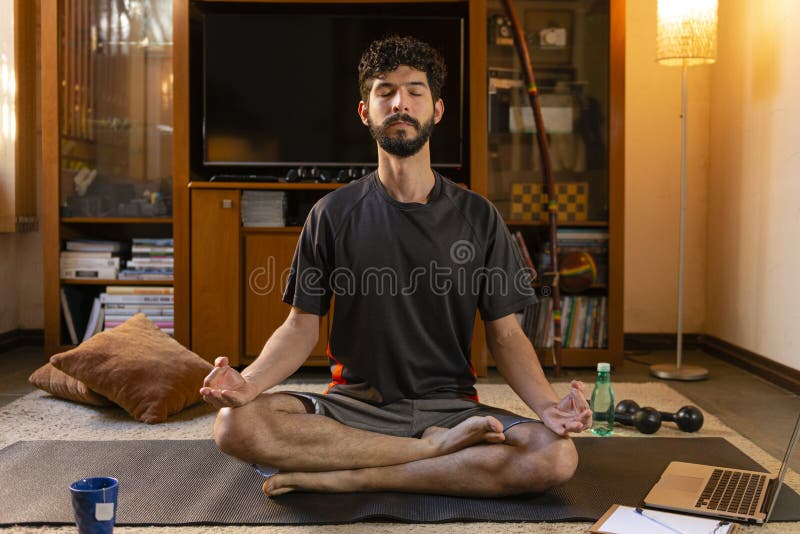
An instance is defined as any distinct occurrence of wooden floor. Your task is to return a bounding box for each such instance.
[2,345,798,470]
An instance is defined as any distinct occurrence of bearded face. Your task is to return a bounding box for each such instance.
[367,112,435,158]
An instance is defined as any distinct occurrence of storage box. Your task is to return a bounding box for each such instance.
[510,182,588,222]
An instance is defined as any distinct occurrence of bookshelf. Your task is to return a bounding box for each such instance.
[42,0,176,354]
[468,0,625,369]
[43,0,623,372]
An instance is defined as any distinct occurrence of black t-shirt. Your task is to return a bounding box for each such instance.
[283,171,536,404]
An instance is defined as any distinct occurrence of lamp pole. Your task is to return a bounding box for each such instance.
[650,60,708,381]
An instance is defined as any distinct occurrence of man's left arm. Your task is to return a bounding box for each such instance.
[485,313,592,436]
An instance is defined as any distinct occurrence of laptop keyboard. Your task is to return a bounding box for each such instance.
[696,469,767,516]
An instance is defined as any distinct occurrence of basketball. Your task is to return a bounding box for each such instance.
[558,251,597,293]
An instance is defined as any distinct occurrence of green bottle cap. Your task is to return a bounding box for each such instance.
[597,362,611,372]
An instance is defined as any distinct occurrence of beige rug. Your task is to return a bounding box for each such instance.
[1,382,798,533]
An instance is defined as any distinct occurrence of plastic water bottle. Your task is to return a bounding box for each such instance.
[590,362,614,436]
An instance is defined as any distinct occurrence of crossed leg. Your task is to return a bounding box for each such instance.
[213,392,578,498]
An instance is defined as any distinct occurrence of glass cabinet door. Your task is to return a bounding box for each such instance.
[59,0,173,218]
[486,0,609,223]
[486,0,612,352]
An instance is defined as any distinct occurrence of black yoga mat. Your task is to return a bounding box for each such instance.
[1,438,798,525]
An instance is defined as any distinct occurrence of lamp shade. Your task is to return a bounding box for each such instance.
[656,0,718,66]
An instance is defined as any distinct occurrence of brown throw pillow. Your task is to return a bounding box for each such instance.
[28,363,112,407]
[50,313,213,423]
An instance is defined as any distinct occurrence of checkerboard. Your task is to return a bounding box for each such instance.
[510,182,588,222]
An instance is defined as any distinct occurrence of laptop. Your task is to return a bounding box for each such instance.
[644,409,800,524]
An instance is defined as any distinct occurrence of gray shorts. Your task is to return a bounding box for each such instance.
[284,391,540,438]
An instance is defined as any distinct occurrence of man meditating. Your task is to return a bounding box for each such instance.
[201,35,592,497]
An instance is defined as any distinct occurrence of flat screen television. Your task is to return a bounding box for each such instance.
[191,2,468,180]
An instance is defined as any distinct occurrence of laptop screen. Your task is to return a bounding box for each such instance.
[765,410,800,521]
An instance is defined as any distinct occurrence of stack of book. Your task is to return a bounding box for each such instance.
[521,295,608,349]
[60,240,125,280]
[95,286,175,337]
[241,191,287,227]
[117,238,174,281]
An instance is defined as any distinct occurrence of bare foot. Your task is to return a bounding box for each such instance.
[263,474,295,497]
[425,416,505,456]
[263,471,351,497]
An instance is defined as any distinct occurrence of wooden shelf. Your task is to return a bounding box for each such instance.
[190,181,345,191]
[536,348,614,368]
[533,283,607,290]
[61,279,174,285]
[242,226,303,234]
[505,219,609,228]
[61,217,173,224]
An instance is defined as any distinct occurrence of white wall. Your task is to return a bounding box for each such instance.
[624,0,709,334]
[705,0,800,370]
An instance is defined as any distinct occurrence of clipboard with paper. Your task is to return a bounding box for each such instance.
[590,504,739,534]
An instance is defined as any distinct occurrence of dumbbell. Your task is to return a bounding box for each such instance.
[616,399,704,433]
[661,404,704,432]
[613,401,662,434]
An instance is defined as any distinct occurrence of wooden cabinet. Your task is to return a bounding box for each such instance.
[244,230,329,365]
[190,189,241,364]
[189,189,330,366]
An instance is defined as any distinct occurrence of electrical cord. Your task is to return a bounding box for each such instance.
[624,350,656,366]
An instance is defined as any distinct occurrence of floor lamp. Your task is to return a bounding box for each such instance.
[650,0,717,381]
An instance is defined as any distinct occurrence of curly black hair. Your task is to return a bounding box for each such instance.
[358,35,447,103]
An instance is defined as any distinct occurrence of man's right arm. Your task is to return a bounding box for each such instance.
[200,306,320,407]
[241,306,321,392]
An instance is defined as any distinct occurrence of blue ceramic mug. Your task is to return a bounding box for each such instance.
[69,477,119,534]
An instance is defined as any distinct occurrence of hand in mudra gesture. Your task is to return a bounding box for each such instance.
[540,380,593,436]
[200,356,260,409]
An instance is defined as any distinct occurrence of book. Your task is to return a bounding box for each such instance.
[61,267,119,279]
[583,298,600,349]
[60,256,121,269]
[103,304,173,313]
[117,270,173,281]
[543,298,554,348]
[130,246,174,254]
[590,504,738,534]
[126,260,174,268]
[131,252,174,258]
[598,296,608,348]
[60,250,120,259]
[65,239,125,252]
[132,238,173,246]
[573,297,588,348]
[105,286,173,295]
[100,294,174,304]
[60,288,78,345]
[82,297,103,342]
[60,286,93,344]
